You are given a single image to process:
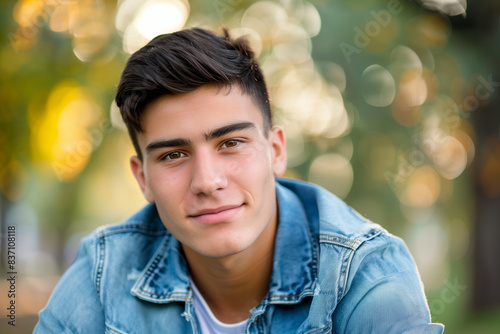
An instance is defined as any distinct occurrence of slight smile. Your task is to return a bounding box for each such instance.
[189,205,244,225]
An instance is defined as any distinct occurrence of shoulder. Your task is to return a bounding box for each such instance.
[47,204,167,283]
[76,204,169,284]
[35,205,174,332]
[81,203,168,250]
[276,177,414,283]
[93,203,167,237]
[276,179,443,332]
[276,178,385,243]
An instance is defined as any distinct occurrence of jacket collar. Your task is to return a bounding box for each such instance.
[267,181,317,303]
[131,180,317,304]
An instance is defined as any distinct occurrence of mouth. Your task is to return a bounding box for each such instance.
[189,204,244,225]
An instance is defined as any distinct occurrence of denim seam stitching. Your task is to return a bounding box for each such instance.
[339,248,355,298]
[99,224,168,237]
[105,323,129,334]
[305,322,332,334]
[306,216,319,286]
[319,234,360,249]
[94,228,106,297]
[267,289,315,303]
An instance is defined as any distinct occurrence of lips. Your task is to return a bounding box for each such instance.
[189,204,243,225]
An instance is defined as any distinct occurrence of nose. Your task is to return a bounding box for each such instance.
[190,151,228,196]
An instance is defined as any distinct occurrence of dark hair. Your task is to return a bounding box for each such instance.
[115,27,272,160]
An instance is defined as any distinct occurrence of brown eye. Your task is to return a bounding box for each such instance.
[164,151,185,160]
[224,140,238,148]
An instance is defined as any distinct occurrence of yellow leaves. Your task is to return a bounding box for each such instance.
[13,0,44,28]
[29,80,104,181]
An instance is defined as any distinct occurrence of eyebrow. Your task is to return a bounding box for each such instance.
[204,122,256,141]
[145,138,191,153]
[145,122,256,154]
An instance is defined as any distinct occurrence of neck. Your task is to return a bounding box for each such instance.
[182,216,277,324]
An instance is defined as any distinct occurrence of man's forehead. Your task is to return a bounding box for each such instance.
[137,87,268,153]
[143,85,255,116]
[139,86,266,134]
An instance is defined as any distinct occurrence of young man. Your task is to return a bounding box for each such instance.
[35,28,444,333]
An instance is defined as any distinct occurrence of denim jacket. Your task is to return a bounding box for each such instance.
[35,178,444,333]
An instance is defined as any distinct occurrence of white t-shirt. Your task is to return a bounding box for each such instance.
[190,278,248,334]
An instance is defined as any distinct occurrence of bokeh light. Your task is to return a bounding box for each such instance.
[133,0,189,39]
[361,64,396,107]
[29,81,104,181]
[407,219,450,290]
[308,153,354,199]
[417,0,467,16]
[389,45,423,77]
[116,0,189,53]
[398,165,442,208]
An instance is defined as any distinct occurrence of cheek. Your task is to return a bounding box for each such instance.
[227,146,273,178]
[147,167,187,203]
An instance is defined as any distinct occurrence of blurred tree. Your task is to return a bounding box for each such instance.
[449,0,500,311]
[0,0,121,272]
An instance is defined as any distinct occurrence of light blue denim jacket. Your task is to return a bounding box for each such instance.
[35,178,444,333]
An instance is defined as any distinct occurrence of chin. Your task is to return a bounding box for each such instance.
[198,238,253,259]
[200,246,246,259]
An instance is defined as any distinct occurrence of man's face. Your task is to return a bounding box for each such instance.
[131,85,287,258]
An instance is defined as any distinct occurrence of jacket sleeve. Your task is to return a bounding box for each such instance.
[34,235,106,333]
[332,234,445,333]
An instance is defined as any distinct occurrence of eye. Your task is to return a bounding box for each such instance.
[221,140,241,149]
[161,151,186,161]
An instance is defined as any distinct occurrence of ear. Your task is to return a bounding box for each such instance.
[269,126,287,176]
[130,156,155,203]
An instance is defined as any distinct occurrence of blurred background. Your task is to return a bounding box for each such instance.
[1,0,499,332]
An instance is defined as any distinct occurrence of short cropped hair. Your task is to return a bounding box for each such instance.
[115,27,272,160]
